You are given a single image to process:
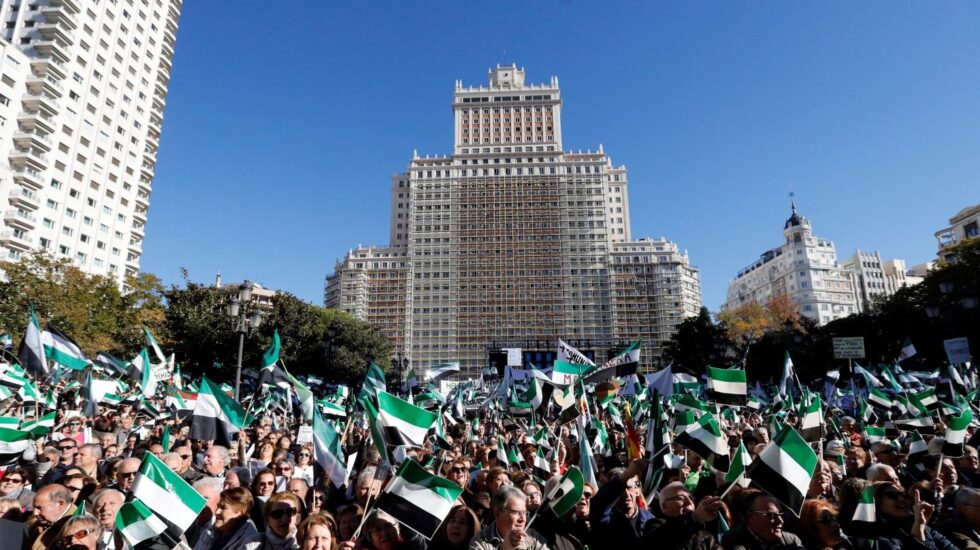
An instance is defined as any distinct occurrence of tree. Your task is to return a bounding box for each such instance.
[0,252,165,357]
[319,309,392,386]
[662,307,734,374]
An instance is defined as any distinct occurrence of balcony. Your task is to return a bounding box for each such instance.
[37,23,73,46]
[8,187,41,211]
[131,224,145,237]
[26,74,64,98]
[138,179,152,194]
[0,230,33,251]
[140,164,155,180]
[12,167,43,190]
[133,209,148,223]
[22,92,59,117]
[29,57,66,80]
[13,129,53,152]
[33,40,70,64]
[39,6,77,29]
[18,110,56,134]
[9,148,49,172]
[4,210,38,230]
[128,239,143,254]
[48,0,80,15]
[135,193,149,208]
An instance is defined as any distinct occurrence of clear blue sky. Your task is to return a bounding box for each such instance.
[143,1,980,310]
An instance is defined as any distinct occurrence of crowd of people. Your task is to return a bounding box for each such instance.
[1,375,979,550]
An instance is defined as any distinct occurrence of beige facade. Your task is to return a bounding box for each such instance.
[725,204,858,326]
[840,250,918,312]
[935,204,979,262]
[327,66,701,375]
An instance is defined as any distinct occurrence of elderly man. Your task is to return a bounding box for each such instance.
[471,486,548,549]
[590,458,654,550]
[114,457,141,494]
[92,489,125,549]
[867,463,902,487]
[643,482,724,548]
[722,492,805,549]
[353,467,382,508]
[959,446,980,488]
[943,487,980,548]
[174,445,202,483]
[201,445,228,481]
[29,484,76,550]
[186,477,223,548]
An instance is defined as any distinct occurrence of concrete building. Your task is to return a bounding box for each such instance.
[326,65,701,375]
[935,204,980,262]
[840,250,918,312]
[0,0,181,288]
[725,203,858,326]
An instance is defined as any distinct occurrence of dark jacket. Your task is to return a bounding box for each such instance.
[720,525,805,550]
[864,518,959,550]
[643,512,722,550]
[588,476,655,550]
[0,519,28,550]
[940,516,980,550]
[207,518,261,550]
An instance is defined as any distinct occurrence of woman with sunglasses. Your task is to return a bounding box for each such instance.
[261,492,304,550]
[799,499,846,550]
[306,486,327,515]
[55,513,102,550]
[0,467,34,511]
[294,446,315,487]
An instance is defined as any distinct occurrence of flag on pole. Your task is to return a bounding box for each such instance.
[425,362,460,382]
[374,458,464,540]
[744,426,817,517]
[708,367,747,405]
[0,426,32,467]
[551,361,592,386]
[532,447,552,481]
[868,388,892,410]
[799,394,824,442]
[778,352,794,398]
[943,409,972,457]
[134,348,157,399]
[584,340,642,384]
[115,499,168,548]
[674,413,730,472]
[42,323,90,371]
[850,485,877,547]
[131,453,207,533]
[143,326,167,366]
[376,391,437,449]
[542,466,585,517]
[897,338,917,362]
[358,363,387,406]
[312,410,348,487]
[725,441,753,487]
[188,377,245,446]
[624,401,643,460]
[16,306,48,376]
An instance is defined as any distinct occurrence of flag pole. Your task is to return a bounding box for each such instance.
[351,460,391,540]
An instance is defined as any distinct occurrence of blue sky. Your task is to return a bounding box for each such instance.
[143,1,980,310]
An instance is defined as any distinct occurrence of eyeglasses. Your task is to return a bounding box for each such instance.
[58,528,93,546]
[258,481,276,487]
[750,511,784,522]
[277,466,292,472]
[67,485,84,492]
[581,492,594,499]
[58,445,77,451]
[269,507,298,520]
[525,491,541,498]
[297,453,310,458]
[664,493,693,503]
[314,494,326,501]
[118,471,138,479]
[178,454,192,460]
[502,508,528,518]
[1,477,23,484]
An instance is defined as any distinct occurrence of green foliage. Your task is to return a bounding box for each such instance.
[0,252,165,357]
[662,307,734,375]
[319,308,392,386]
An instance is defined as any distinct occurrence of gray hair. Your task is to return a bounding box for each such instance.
[357,467,377,487]
[492,486,526,510]
[865,463,894,482]
[658,481,689,507]
[92,488,124,506]
[209,445,230,466]
[193,476,224,495]
[58,514,102,543]
[79,443,103,459]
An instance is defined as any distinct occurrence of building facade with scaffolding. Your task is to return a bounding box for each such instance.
[326,65,701,377]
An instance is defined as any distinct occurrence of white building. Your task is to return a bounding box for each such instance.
[725,203,858,325]
[935,204,980,262]
[0,0,181,288]
[327,65,701,374]
[840,250,918,312]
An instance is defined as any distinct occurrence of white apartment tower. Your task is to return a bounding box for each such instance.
[840,250,917,312]
[0,0,181,286]
[725,203,858,325]
[328,65,702,375]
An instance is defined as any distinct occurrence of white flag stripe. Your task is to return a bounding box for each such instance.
[119,514,167,545]
[132,472,198,529]
[378,410,431,447]
[761,443,811,497]
[852,501,875,523]
[385,476,455,519]
[711,379,746,395]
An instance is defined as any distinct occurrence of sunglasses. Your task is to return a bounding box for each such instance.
[1,477,23,484]
[297,453,310,458]
[118,471,138,479]
[58,445,77,451]
[269,507,298,520]
[451,467,467,474]
[179,454,192,460]
[58,528,93,546]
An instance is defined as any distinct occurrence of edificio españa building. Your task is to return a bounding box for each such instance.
[326,65,701,377]
[0,0,181,287]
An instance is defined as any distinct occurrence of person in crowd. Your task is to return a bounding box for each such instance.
[202,446,229,482]
[589,459,654,549]
[74,444,103,482]
[335,504,362,543]
[798,499,844,550]
[429,504,479,550]
[297,512,339,550]
[306,486,327,515]
[39,439,78,488]
[293,446,315,487]
[722,491,805,549]
[260,492,303,550]
[471,486,548,550]
[941,487,980,549]
[187,477,224,549]
[204,487,262,550]
[643,481,724,549]
[0,468,35,511]
[112,458,140,495]
[288,478,310,503]
[55,513,101,550]
[251,469,277,533]
[29,484,77,550]
[867,463,902,487]
[91,488,125,550]
[808,459,835,502]
[865,482,957,549]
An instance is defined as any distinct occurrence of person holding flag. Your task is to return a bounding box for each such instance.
[589,458,654,550]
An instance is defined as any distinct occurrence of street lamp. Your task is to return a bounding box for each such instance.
[226,280,264,400]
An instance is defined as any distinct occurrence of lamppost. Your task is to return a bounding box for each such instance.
[225,280,264,400]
